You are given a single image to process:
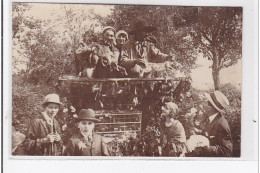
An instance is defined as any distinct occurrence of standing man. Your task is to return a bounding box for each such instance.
[119,20,172,77]
[200,90,233,157]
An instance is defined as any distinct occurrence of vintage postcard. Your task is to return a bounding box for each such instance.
[11,2,242,158]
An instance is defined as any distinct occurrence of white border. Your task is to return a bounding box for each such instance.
[2,0,258,172]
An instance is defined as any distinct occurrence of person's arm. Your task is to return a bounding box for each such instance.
[207,124,233,157]
[101,138,110,156]
[64,139,76,156]
[150,44,172,63]
[27,120,51,145]
[26,119,53,154]
[119,46,136,70]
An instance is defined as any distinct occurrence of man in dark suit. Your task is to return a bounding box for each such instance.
[200,90,233,157]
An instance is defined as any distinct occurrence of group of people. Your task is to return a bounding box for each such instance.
[159,90,233,157]
[22,20,233,157]
[76,19,173,78]
[26,93,109,156]
[24,89,233,157]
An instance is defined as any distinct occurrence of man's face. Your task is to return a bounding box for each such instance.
[135,30,148,41]
[45,103,59,118]
[78,120,95,134]
[103,30,115,44]
[200,101,216,116]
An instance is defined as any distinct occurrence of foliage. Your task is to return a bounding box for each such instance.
[12,2,32,38]
[190,7,242,89]
[113,5,198,75]
[12,4,241,157]
[21,26,75,85]
[12,74,57,134]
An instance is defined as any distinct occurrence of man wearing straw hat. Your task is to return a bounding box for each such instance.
[199,90,233,157]
[119,19,173,77]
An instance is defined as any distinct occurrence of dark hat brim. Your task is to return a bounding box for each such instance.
[129,26,156,35]
[77,117,100,122]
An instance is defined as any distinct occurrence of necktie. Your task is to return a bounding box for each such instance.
[135,42,144,58]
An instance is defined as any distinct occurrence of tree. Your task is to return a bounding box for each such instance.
[113,5,198,75]
[191,7,242,89]
[12,2,31,38]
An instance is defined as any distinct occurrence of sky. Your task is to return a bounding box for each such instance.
[14,3,242,90]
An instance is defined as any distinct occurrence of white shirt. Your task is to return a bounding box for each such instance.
[208,113,218,123]
[80,131,93,142]
[42,111,53,126]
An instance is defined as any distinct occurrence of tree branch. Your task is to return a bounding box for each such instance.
[198,28,213,45]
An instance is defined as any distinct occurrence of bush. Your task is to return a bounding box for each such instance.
[12,73,241,156]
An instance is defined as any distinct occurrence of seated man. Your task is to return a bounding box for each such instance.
[199,90,233,157]
[119,20,173,77]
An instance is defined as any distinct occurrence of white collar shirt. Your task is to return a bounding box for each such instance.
[208,113,218,123]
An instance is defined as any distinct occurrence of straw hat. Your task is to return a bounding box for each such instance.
[42,93,63,106]
[77,109,100,122]
[204,90,229,113]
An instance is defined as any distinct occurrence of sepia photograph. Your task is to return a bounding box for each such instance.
[11,2,243,157]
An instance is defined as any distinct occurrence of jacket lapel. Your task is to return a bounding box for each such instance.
[207,113,222,135]
[39,114,50,134]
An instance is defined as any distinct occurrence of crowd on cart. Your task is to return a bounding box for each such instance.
[12,20,233,157]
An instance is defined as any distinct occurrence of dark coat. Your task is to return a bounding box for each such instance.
[64,132,110,156]
[26,113,62,156]
[205,113,233,157]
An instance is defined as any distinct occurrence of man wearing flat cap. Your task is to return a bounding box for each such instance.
[119,20,172,77]
[198,90,233,157]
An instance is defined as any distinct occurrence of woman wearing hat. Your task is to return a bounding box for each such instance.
[64,109,110,156]
[160,102,187,157]
[115,30,129,64]
[115,30,128,52]
[198,90,233,157]
[119,20,173,77]
[26,93,63,155]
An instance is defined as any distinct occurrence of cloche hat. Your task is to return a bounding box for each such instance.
[115,30,129,41]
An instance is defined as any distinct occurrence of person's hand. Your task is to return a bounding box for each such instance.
[62,124,67,131]
[166,55,174,62]
[134,59,147,67]
[53,133,61,142]
[46,134,56,143]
